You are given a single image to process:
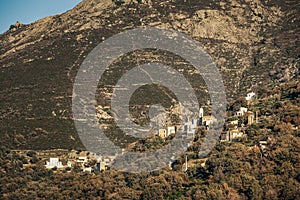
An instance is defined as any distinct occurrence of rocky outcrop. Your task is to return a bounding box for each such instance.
[9,21,23,31]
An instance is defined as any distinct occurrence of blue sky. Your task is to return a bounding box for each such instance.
[0,0,82,34]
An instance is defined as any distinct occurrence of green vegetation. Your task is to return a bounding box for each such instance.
[0,0,299,199]
[0,82,299,199]
[112,0,125,6]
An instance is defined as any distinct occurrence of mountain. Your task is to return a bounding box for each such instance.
[0,0,299,149]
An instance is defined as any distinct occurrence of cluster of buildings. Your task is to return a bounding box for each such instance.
[155,92,258,143]
[157,106,216,140]
[221,92,258,141]
[45,158,64,169]
[45,92,259,173]
[45,150,123,173]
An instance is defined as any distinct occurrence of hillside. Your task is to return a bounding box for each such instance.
[0,0,299,199]
[0,0,299,150]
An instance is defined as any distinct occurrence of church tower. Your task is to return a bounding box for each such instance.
[199,107,204,118]
[198,107,204,126]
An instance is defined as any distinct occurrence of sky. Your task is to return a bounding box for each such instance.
[0,0,82,34]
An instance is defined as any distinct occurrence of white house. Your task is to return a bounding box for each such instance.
[76,157,88,164]
[202,115,215,127]
[184,119,197,132]
[259,141,268,151]
[248,111,255,125]
[45,158,64,169]
[67,161,73,168]
[227,129,244,141]
[95,159,106,171]
[191,119,198,129]
[236,107,248,116]
[167,126,176,136]
[187,129,195,137]
[230,120,239,125]
[83,167,92,173]
[184,120,191,132]
[246,92,256,101]
[158,129,167,138]
[99,155,117,167]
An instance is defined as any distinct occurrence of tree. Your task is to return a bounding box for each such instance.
[26,150,36,157]
[30,156,39,164]
[112,0,125,6]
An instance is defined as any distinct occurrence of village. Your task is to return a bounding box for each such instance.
[15,91,271,174]
[157,92,259,142]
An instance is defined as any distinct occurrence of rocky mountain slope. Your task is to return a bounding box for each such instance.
[0,0,298,149]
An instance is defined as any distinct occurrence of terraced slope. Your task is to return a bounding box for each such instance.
[0,0,298,149]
